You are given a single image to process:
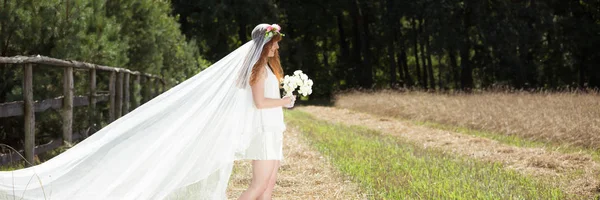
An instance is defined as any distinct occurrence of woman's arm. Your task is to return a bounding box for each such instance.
[251,68,294,109]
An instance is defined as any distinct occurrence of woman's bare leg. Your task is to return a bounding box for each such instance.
[257,160,280,200]
[238,160,276,200]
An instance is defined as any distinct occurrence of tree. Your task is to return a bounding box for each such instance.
[168,0,600,93]
[0,0,204,149]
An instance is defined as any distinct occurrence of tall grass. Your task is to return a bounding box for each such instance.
[286,110,571,199]
[335,91,600,151]
[0,144,70,171]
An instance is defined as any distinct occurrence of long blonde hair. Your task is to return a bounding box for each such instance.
[249,34,283,86]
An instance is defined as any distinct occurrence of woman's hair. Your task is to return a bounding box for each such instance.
[249,34,283,86]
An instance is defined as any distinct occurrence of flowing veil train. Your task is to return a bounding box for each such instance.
[0,24,277,200]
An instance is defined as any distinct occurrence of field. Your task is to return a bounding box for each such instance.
[288,90,598,199]
[231,89,600,199]
[3,91,599,199]
[284,110,567,199]
[335,90,600,152]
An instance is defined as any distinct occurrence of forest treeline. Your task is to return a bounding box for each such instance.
[173,0,600,96]
[3,0,599,100]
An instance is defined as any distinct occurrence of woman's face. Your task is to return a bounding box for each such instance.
[268,41,279,57]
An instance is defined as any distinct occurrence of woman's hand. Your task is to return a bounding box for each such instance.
[283,95,296,108]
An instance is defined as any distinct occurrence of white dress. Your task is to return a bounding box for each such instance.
[242,65,286,160]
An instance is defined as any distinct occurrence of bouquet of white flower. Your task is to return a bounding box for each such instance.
[281,70,313,97]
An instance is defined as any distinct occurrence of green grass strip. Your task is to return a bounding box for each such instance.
[1,145,69,171]
[285,110,571,200]
[0,163,24,171]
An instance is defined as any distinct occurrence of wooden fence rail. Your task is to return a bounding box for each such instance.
[0,55,166,165]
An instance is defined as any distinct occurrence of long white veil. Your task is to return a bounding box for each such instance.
[0,24,276,200]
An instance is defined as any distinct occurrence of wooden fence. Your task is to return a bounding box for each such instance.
[0,55,166,165]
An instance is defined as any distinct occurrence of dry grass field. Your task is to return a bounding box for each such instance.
[326,90,600,198]
[298,106,599,199]
[335,90,600,151]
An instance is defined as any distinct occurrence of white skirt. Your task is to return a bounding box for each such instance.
[241,130,284,160]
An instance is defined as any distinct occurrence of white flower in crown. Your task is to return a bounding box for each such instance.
[271,24,281,31]
[265,24,286,38]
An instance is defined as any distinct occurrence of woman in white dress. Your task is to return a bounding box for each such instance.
[238,24,295,200]
[0,23,292,200]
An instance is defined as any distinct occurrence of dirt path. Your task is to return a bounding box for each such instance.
[227,125,366,200]
[298,106,600,198]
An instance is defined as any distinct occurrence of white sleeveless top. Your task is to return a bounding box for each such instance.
[259,65,286,132]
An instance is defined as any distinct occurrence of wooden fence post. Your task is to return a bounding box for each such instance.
[153,78,159,97]
[23,63,35,165]
[159,80,166,94]
[123,72,130,114]
[109,71,116,122]
[148,77,155,98]
[142,76,150,103]
[88,68,97,138]
[62,66,74,143]
[115,71,123,118]
[134,74,141,108]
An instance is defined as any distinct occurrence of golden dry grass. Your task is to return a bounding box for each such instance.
[226,126,366,200]
[298,106,600,198]
[335,91,600,151]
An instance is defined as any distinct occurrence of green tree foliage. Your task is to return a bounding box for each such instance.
[1,0,205,99]
[173,0,600,95]
[0,0,205,148]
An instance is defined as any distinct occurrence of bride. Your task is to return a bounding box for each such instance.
[0,23,295,200]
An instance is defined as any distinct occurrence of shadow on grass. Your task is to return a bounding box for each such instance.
[295,98,335,107]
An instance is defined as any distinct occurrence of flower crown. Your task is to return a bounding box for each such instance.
[265,24,286,38]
